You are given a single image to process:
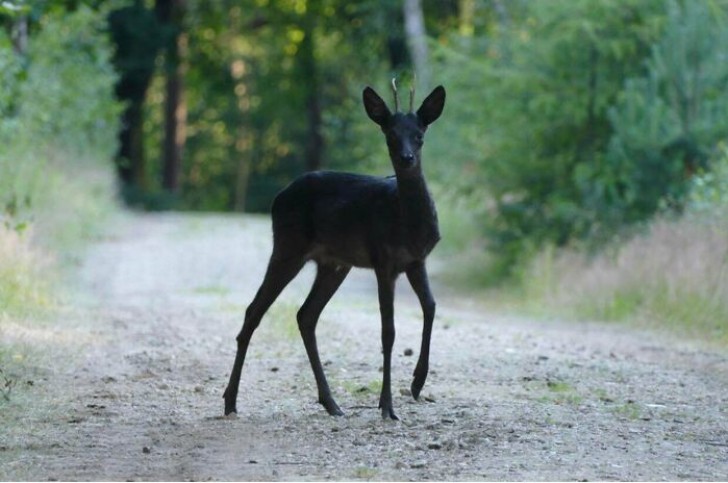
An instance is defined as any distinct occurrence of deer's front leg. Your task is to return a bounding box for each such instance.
[406,261,435,400]
[375,268,398,420]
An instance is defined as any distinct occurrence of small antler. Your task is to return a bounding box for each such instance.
[390,78,400,112]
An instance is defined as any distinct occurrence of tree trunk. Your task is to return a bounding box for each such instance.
[157,0,187,193]
[108,3,162,191]
[11,16,27,55]
[234,133,253,212]
[162,31,187,193]
[386,3,409,71]
[118,101,147,187]
[403,0,430,90]
[298,0,323,172]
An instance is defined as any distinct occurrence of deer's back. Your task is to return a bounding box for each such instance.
[271,171,437,270]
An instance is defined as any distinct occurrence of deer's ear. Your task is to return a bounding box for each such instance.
[417,85,446,127]
[363,87,391,127]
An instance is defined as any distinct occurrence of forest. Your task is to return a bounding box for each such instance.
[2,0,728,337]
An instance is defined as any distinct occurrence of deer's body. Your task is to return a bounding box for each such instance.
[273,171,439,271]
[224,82,446,420]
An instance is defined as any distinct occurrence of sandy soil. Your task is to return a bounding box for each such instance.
[1,212,727,481]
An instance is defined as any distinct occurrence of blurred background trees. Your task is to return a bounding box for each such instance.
[2,0,728,286]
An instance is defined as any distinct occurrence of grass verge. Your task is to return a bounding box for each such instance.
[519,214,728,345]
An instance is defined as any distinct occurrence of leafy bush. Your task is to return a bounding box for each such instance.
[690,143,728,213]
[18,6,120,158]
[431,1,728,280]
[587,0,728,231]
[0,5,120,317]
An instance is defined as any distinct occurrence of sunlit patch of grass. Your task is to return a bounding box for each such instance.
[539,380,583,406]
[546,380,573,393]
[339,378,381,399]
[219,301,247,313]
[592,387,615,403]
[568,287,645,323]
[193,284,231,297]
[610,401,641,421]
[352,466,378,479]
[519,214,728,345]
[0,227,56,317]
[263,300,300,340]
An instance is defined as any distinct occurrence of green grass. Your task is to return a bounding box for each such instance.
[546,380,573,393]
[193,284,231,296]
[538,380,583,406]
[352,466,378,479]
[592,387,614,403]
[610,401,641,420]
[0,228,57,318]
[511,215,728,346]
[339,378,382,398]
[263,300,301,341]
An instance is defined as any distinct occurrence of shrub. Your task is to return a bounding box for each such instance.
[0,6,120,317]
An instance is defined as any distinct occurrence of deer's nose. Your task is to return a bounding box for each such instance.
[401,152,415,166]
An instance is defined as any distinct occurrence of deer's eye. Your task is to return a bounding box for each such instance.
[415,134,424,144]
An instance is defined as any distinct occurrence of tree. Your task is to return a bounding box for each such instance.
[596,0,728,222]
[472,0,666,270]
[297,0,323,172]
[108,1,167,190]
[156,0,187,194]
[403,0,430,90]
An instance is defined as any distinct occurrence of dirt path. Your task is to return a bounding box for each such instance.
[2,212,728,481]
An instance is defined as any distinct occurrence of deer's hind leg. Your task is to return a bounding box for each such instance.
[297,262,351,415]
[223,254,304,415]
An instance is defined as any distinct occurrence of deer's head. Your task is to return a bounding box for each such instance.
[363,80,446,175]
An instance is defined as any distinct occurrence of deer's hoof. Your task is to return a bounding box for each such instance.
[381,407,400,421]
[223,395,237,415]
[379,402,399,420]
[320,399,345,416]
[411,377,426,401]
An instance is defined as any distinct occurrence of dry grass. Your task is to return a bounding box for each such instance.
[523,215,728,344]
[0,226,56,316]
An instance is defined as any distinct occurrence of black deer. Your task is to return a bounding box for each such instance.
[223,80,446,420]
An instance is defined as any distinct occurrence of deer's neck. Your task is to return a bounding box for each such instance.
[396,170,440,256]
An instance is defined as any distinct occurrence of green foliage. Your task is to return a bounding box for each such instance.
[0,5,120,317]
[20,5,121,158]
[0,36,21,120]
[592,0,728,229]
[0,0,28,18]
[468,0,667,276]
[1,6,120,220]
[690,144,728,212]
[134,0,430,211]
[424,0,728,279]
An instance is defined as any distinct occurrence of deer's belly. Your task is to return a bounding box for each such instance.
[307,241,427,273]
[308,241,373,269]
